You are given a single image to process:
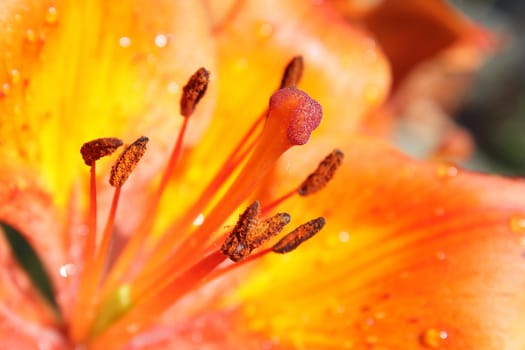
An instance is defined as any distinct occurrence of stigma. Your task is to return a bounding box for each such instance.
[69,57,342,348]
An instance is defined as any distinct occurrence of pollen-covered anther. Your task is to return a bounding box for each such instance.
[109,136,149,187]
[249,212,291,248]
[221,201,261,262]
[268,87,322,146]
[299,149,344,196]
[80,137,123,166]
[280,55,304,89]
[180,67,210,117]
[272,217,326,254]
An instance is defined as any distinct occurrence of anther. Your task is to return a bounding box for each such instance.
[180,67,210,117]
[109,136,149,187]
[80,138,123,166]
[268,87,322,146]
[221,201,261,262]
[299,149,344,196]
[250,212,291,247]
[280,55,304,89]
[272,217,326,254]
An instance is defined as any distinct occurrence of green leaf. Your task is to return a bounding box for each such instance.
[0,222,61,319]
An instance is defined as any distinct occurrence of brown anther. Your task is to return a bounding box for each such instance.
[272,217,325,254]
[180,67,210,117]
[280,55,304,89]
[80,137,123,166]
[249,212,291,248]
[109,136,149,187]
[221,201,261,262]
[299,149,344,196]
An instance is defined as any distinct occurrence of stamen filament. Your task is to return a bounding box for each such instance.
[89,250,227,348]
[70,187,122,343]
[102,117,189,294]
[85,162,98,264]
[115,113,265,288]
[261,189,296,216]
[128,88,322,296]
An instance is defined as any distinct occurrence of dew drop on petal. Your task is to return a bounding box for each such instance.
[59,263,77,278]
[343,340,354,349]
[363,84,380,104]
[509,214,525,245]
[9,69,21,84]
[167,81,179,95]
[125,323,140,334]
[435,251,447,261]
[119,36,132,48]
[192,213,205,226]
[256,21,274,39]
[154,33,169,48]
[509,213,525,233]
[25,28,37,43]
[2,83,11,96]
[338,231,350,243]
[420,328,448,348]
[44,6,58,25]
[436,163,458,178]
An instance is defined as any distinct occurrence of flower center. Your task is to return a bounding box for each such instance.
[68,57,343,348]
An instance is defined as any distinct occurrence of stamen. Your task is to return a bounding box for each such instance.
[180,67,210,118]
[298,149,344,196]
[80,137,123,166]
[221,203,291,262]
[272,217,326,254]
[103,68,210,292]
[221,201,261,262]
[80,138,124,263]
[250,213,291,248]
[280,55,304,89]
[262,150,344,215]
[109,136,149,187]
[134,87,322,280]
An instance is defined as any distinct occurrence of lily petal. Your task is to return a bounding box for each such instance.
[230,137,525,349]
[0,0,216,208]
[337,0,494,88]
[207,0,390,145]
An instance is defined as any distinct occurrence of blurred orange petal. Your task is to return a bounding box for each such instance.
[232,137,525,349]
[334,0,494,88]
[206,0,390,145]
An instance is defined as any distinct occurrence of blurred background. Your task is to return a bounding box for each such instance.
[450,0,525,175]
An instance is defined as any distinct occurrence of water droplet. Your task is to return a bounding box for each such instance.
[338,231,350,243]
[167,81,179,94]
[125,323,139,334]
[154,33,169,48]
[9,69,21,84]
[420,328,448,348]
[343,340,354,349]
[59,263,76,278]
[256,21,274,39]
[2,83,11,95]
[434,207,445,216]
[509,213,525,233]
[234,58,248,72]
[45,6,58,24]
[436,163,458,178]
[192,213,205,226]
[119,36,131,48]
[25,28,37,43]
[435,251,447,261]
[363,84,380,104]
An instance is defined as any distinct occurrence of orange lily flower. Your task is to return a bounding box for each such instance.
[1,1,524,349]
